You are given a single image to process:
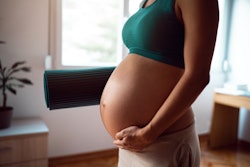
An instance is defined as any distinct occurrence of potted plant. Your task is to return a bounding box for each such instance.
[0,60,33,129]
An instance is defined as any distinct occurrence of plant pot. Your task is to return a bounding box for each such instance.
[0,107,13,129]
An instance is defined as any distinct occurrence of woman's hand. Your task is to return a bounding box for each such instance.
[113,125,154,152]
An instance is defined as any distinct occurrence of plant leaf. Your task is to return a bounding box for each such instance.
[6,85,17,95]
[0,60,2,70]
[15,78,33,85]
[11,61,26,69]
[20,67,31,72]
[6,67,31,78]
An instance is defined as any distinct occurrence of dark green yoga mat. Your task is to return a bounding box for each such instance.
[44,66,115,110]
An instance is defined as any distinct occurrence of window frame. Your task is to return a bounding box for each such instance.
[48,0,231,71]
[49,0,130,69]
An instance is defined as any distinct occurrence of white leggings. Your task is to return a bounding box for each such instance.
[118,123,200,167]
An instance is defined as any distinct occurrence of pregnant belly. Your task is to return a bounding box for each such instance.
[100,54,184,139]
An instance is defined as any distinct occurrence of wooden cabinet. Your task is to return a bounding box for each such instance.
[209,92,250,148]
[0,118,49,167]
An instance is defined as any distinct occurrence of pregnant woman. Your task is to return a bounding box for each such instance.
[100,0,219,166]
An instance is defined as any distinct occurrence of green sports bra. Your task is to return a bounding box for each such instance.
[122,0,185,68]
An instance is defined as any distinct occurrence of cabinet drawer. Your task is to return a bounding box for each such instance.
[1,159,48,167]
[0,134,48,165]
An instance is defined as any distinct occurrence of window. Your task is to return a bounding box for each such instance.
[210,0,226,71]
[211,0,236,77]
[50,0,227,69]
[50,0,141,68]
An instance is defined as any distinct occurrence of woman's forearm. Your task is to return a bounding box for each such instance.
[144,70,210,140]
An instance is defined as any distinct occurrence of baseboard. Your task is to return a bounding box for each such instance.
[198,133,210,142]
[198,133,250,148]
[238,139,250,149]
[49,149,118,167]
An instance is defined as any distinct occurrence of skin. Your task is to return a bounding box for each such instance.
[101,0,219,152]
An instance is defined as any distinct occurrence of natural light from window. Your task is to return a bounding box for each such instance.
[61,0,141,67]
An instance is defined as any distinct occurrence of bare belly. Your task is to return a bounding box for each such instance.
[100,54,194,139]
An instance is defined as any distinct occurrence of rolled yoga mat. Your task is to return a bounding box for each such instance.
[44,66,115,110]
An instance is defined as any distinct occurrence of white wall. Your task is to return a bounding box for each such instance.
[226,0,250,142]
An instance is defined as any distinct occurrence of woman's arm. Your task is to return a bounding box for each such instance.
[144,0,219,140]
[114,0,219,151]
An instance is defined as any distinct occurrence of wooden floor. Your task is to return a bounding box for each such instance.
[49,136,250,167]
[199,137,250,167]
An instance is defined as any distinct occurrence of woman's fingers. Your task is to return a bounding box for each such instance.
[113,138,123,146]
[115,130,126,140]
[113,138,142,152]
[115,126,137,140]
[113,126,148,152]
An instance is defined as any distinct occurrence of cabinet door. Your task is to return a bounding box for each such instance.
[0,159,48,167]
[0,134,48,166]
